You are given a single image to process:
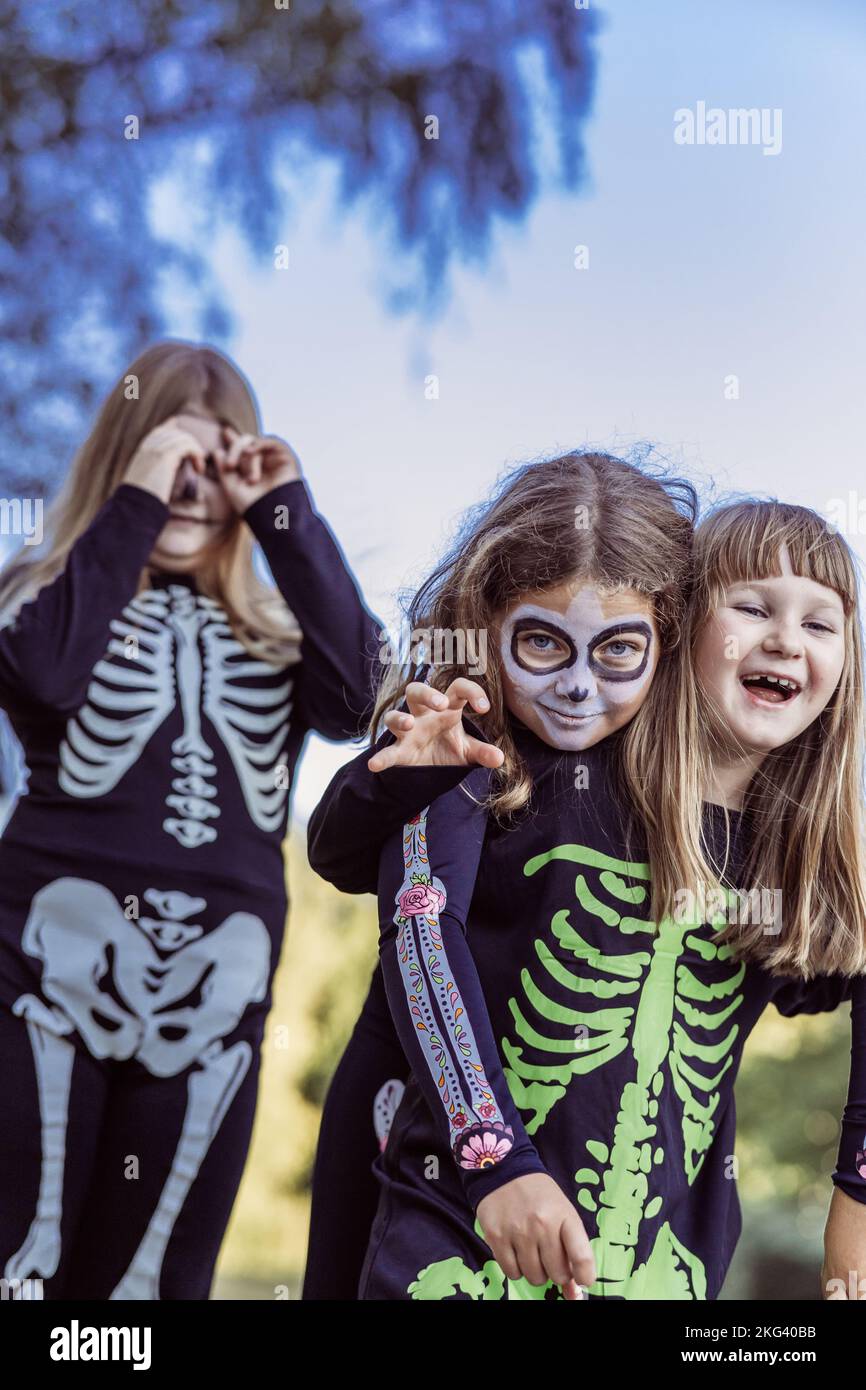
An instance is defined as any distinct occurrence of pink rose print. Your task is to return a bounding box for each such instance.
[398,880,446,917]
[856,1147,866,1179]
[478,1102,497,1120]
[454,1120,514,1171]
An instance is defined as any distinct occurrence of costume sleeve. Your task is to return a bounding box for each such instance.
[831,975,866,1205]
[771,971,853,1017]
[242,479,382,740]
[0,483,169,717]
[306,718,489,895]
[378,767,549,1211]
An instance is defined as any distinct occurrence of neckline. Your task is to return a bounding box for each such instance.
[149,570,197,586]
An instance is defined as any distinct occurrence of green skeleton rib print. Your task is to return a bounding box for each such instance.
[409,842,745,1301]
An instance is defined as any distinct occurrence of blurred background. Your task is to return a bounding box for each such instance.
[1,0,863,1298]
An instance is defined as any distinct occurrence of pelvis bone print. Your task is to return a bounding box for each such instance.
[58,585,294,849]
[4,877,271,1299]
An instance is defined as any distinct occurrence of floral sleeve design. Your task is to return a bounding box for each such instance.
[392,809,515,1172]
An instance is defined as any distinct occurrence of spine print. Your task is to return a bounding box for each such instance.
[393,809,514,1172]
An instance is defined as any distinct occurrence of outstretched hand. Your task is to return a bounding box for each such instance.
[368,678,506,772]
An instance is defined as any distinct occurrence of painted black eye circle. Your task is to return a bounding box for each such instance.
[593,636,646,669]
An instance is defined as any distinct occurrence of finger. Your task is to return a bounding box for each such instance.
[404,682,449,716]
[514,1237,547,1288]
[462,737,505,769]
[383,711,415,736]
[562,1216,597,1290]
[539,1229,572,1289]
[237,443,264,484]
[176,441,206,475]
[366,744,405,773]
[225,431,258,467]
[490,1241,521,1284]
[560,1279,585,1301]
[445,677,490,713]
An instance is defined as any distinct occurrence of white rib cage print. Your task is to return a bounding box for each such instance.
[57,585,294,848]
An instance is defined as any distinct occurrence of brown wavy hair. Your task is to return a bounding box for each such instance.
[370,450,698,910]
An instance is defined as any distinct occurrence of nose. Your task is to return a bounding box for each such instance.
[555,662,597,704]
[172,458,200,503]
[762,615,804,661]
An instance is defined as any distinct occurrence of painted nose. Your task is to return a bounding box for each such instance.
[172,458,200,502]
[563,682,591,704]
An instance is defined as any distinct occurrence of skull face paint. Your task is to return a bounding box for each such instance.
[497,582,660,750]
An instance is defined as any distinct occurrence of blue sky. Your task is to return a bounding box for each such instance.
[157,0,866,822]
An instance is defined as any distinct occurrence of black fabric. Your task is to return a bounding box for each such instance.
[0,478,381,1299]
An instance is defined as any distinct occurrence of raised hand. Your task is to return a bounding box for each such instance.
[218,424,302,514]
[123,418,207,504]
[368,677,506,772]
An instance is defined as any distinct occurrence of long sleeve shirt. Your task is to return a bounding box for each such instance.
[832,977,866,1205]
[0,477,383,1039]
[310,716,856,1299]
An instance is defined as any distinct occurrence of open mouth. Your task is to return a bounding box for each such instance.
[739,672,802,706]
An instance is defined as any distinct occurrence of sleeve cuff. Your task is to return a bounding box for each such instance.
[241,478,310,537]
[464,1151,551,1212]
[376,762,476,807]
[110,482,171,532]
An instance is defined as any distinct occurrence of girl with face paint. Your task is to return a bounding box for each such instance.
[303,457,861,1300]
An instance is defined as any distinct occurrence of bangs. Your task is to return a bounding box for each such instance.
[695,501,858,615]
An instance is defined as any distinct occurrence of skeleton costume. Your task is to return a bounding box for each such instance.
[307,718,854,1301]
[0,478,380,1300]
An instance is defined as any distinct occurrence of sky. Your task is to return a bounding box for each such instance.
[154,0,866,824]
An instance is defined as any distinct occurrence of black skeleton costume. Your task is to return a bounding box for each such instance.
[0,478,380,1299]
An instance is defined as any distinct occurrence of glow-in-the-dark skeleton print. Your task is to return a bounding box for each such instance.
[409,844,741,1301]
[4,877,270,1300]
[499,591,656,750]
[0,477,383,1298]
[330,728,856,1302]
[392,811,514,1171]
[59,584,293,849]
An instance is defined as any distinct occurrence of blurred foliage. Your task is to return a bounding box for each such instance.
[0,0,599,491]
[722,1001,852,1299]
[215,830,855,1298]
[215,828,379,1294]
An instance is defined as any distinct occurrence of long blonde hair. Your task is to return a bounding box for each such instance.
[370,449,698,826]
[0,340,301,665]
[644,500,866,976]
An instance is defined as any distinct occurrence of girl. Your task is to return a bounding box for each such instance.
[0,339,381,1299]
[302,448,699,1298]
[306,461,864,1299]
